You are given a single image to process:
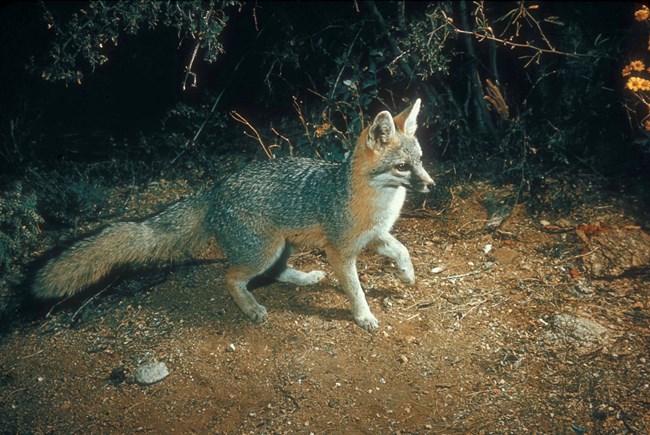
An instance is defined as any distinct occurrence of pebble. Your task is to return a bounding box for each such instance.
[398,355,409,364]
[226,343,236,352]
[135,362,169,385]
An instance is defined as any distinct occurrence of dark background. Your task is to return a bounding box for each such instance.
[0,2,643,172]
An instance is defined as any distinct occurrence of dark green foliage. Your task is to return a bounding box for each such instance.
[396,3,453,80]
[0,183,43,277]
[162,96,231,159]
[28,168,108,226]
[41,0,241,85]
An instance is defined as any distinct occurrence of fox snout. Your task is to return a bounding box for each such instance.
[412,165,435,193]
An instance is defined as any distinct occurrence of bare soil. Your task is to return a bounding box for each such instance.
[1,178,649,433]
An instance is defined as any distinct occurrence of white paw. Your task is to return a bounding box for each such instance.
[398,265,416,285]
[304,270,327,285]
[278,269,326,286]
[355,312,379,331]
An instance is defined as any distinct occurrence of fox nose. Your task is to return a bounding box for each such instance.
[418,172,435,193]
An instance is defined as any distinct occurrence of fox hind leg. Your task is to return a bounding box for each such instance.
[225,267,269,323]
[270,243,327,286]
[278,268,327,286]
[224,240,288,323]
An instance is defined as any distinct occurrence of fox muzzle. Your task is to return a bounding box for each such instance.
[411,167,435,193]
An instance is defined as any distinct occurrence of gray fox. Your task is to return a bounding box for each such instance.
[33,99,433,330]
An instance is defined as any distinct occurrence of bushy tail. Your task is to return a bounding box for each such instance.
[33,195,211,299]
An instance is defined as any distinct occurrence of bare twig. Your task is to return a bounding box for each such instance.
[443,269,482,280]
[451,27,599,59]
[46,295,73,319]
[70,277,120,323]
[19,349,46,360]
[557,247,600,265]
[271,128,294,157]
[182,41,200,91]
[292,96,311,144]
[230,111,274,159]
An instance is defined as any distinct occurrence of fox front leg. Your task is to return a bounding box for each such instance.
[326,249,379,330]
[375,233,416,285]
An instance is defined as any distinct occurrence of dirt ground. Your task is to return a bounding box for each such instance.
[1,177,649,433]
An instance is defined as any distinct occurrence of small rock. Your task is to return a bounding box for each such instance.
[540,220,550,226]
[483,244,493,254]
[540,313,609,351]
[431,266,446,274]
[226,343,236,352]
[398,355,409,364]
[135,361,169,385]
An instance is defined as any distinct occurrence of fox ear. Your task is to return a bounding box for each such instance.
[393,98,421,137]
[367,111,396,151]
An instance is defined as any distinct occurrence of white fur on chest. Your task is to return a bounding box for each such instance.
[352,186,406,252]
[373,186,406,231]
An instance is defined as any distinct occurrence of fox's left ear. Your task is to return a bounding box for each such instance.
[393,98,421,137]
[367,111,396,152]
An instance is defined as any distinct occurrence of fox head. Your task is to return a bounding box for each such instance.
[359,98,434,193]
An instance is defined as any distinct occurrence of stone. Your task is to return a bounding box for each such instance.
[135,361,169,385]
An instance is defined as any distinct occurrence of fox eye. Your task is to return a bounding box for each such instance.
[394,163,410,172]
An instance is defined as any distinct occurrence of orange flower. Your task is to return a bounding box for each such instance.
[636,5,650,21]
[623,61,646,77]
[626,76,650,92]
[314,122,331,138]
[622,65,633,77]
[630,60,646,71]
